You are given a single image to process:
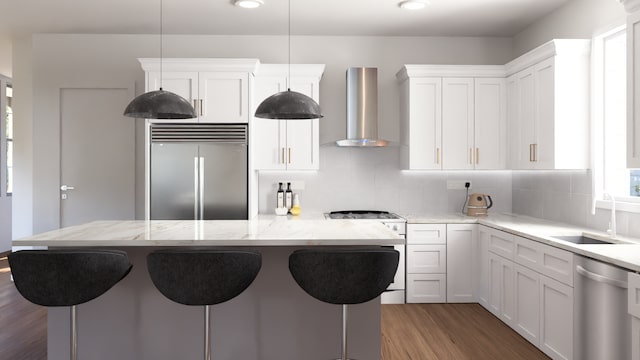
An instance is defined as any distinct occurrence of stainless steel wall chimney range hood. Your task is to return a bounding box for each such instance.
[336,67,388,147]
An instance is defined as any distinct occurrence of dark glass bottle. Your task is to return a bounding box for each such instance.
[285,182,293,210]
[277,182,284,208]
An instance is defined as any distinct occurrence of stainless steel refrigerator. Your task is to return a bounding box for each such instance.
[150,123,248,220]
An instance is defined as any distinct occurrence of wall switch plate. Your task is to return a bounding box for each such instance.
[447,180,472,190]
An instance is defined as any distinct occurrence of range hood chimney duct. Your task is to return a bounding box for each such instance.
[336,67,388,147]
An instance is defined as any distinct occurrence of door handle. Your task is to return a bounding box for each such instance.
[193,100,197,113]
[576,265,628,289]
[281,148,285,164]
[200,99,204,116]
[476,148,479,165]
[199,157,204,220]
[60,185,75,191]
[288,148,291,164]
[469,148,473,165]
[436,147,441,165]
[194,157,199,219]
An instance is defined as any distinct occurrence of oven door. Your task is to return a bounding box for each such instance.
[381,244,405,304]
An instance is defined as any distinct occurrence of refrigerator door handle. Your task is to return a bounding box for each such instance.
[199,157,205,220]
[194,157,199,219]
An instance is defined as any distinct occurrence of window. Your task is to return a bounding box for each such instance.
[592,25,637,209]
[6,83,12,195]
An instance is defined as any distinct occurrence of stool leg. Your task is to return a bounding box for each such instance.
[341,304,347,360]
[205,305,211,360]
[71,305,77,360]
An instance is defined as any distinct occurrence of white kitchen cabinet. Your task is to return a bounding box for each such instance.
[627,10,640,168]
[488,252,515,326]
[505,40,590,169]
[447,224,475,303]
[141,58,258,123]
[628,272,640,360]
[397,66,506,170]
[475,225,491,308]
[406,224,447,303]
[488,227,515,260]
[252,65,324,170]
[406,274,447,303]
[539,275,573,360]
[514,263,540,347]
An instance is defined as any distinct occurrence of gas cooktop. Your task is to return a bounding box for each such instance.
[326,210,404,221]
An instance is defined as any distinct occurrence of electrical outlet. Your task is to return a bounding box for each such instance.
[446,180,472,190]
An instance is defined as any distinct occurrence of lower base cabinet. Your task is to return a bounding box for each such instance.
[406,273,446,303]
[629,272,640,360]
[514,263,540,346]
[540,275,573,360]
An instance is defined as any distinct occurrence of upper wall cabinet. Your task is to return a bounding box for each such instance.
[397,66,507,170]
[139,58,259,123]
[626,1,640,167]
[505,40,591,170]
[252,64,324,171]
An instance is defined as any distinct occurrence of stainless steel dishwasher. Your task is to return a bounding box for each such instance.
[575,255,631,360]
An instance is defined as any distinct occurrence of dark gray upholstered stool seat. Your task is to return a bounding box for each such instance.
[289,248,399,360]
[147,249,262,360]
[8,249,132,360]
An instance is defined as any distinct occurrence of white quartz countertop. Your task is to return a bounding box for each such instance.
[402,212,640,272]
[12,218,403,247]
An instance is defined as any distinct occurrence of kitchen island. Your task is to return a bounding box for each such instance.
[13,218,403,360]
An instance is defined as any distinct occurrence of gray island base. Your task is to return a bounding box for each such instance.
[13,220,403,360]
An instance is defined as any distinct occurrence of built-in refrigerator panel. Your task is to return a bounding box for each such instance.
[150,123,248,220]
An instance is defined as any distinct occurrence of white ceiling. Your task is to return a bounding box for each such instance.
[0,0,571,37]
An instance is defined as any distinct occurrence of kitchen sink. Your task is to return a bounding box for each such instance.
[551,235,615,245]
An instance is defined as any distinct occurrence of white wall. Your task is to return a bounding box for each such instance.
[513,0,626,57]
[0,33,11,77]
[13,33,513,235]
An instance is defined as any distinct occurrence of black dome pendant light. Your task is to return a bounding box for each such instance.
[124,0,197,119]
[254,0,323,120]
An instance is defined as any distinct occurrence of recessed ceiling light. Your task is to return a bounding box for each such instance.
[234,0,264,9]
[398,0,429,10]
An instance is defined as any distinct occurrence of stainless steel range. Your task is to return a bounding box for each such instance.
[325,210,406,304]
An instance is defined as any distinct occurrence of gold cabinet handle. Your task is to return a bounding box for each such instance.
[469,148,473,165]
[288,148,292,164]
[281,148,285,164]
[476,148,479,164]
[436,147,441,165]
[193,100,197,112]
[200,99,204,116]
[533,144,538,162]
[529,144,534,162]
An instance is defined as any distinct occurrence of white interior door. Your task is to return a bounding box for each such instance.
[60,88,135,227]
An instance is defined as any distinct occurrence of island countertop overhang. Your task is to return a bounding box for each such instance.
[12,219,404,247]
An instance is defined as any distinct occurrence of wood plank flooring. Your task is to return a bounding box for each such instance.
[382,303,549,359]
[0,255,547,359]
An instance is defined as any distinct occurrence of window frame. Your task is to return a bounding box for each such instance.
[0,74,9,198]
[591,24,640,212]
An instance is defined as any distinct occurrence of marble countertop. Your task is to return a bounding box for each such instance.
[402,212,640,272]
[12,218,403,247]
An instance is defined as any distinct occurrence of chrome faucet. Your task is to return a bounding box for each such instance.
[603,192,616,238]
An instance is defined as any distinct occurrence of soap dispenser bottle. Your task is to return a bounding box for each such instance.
[285,182,293,211]
[276,182,284,208]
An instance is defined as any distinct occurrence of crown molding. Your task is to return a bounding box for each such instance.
[138,58,260,73]
[396,65,506,81]
[620,0,640,13]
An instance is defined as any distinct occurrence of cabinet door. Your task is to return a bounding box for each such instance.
[633,317,640,360]
[474,78,506,169]
[148,71,199,107]
[539,275,573,360]
[447,224,475,303]
[286,77,320,170]
[407,245,446,274]
[406,274,447,303]
[199,72,249,123]
[630,273,640,360]
[517,67,536,169]
[488,252,502,317]
[442,78,474,170]
[506,74,521,169]
[534,58,556,169]
[514,263,540,346]
[489,252,515,326]
[252,76,287,170]
[628,11,640,168]
[409,77,442,169]
[475,226,491,308]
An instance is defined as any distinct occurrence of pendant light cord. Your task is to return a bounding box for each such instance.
[287,0,291,91]
[159,0,164,90]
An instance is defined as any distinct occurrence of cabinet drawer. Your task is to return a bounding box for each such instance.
[407,245,446,273]
[514,236,540,270]
[407,224,446,244]
[488,229,515,260]
[406,274,446,303]
[539,245,573,287]
[629,273,640,318]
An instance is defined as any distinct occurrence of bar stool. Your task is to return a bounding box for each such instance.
[8,249,133,360]
[289,248,399,360]
[146,249,262,360]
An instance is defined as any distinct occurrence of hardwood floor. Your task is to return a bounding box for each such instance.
[0,257,547,360]
[382,303,550,359]
[0,256,47,360]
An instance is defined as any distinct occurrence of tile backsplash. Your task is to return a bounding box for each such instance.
[257,146,512,216]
